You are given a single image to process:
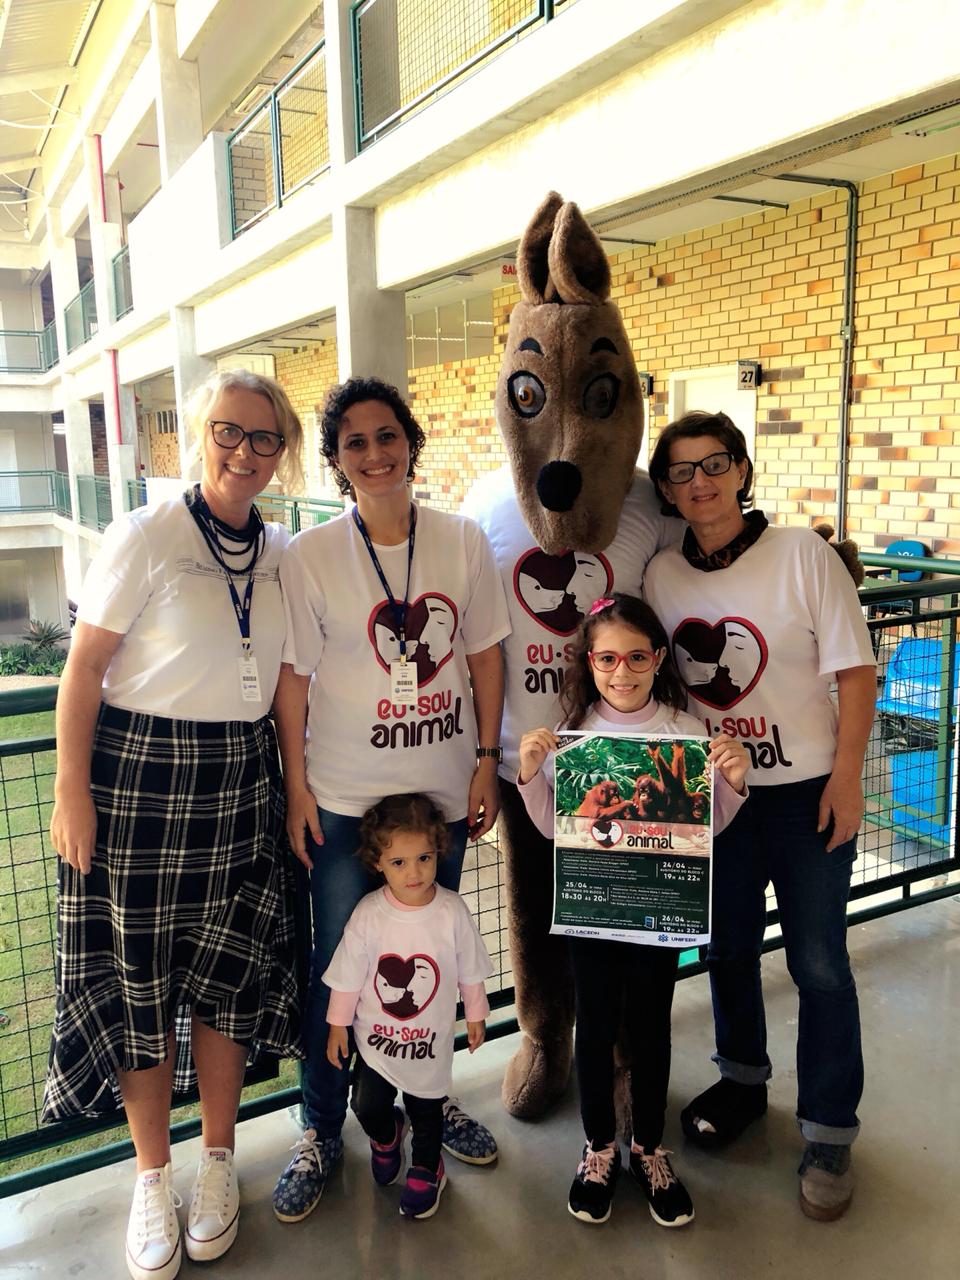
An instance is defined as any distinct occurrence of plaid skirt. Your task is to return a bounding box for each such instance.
[43,704,305,1121]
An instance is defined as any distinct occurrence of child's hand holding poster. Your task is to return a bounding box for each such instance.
[550,733,712,947]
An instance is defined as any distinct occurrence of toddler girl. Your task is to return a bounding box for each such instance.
[518,594,748,1228]
[324,793,493,1220]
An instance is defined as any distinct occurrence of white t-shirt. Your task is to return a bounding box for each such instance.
[644,524,875,785]
[280,505,511,819]
[78,495,288,721]
[323,885,494,1098]
[461,466,679,779]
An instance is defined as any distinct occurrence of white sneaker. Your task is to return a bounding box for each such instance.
[126,1163,182,1280]
[185,1147,239,1261]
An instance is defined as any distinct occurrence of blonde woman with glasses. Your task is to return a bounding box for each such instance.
[45,370,305,1280]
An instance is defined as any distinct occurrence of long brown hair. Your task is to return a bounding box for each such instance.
[559,593,687,729]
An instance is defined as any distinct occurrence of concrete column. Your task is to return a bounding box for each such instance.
[150,1,204,185]
[61,373,95,526]
[170,305,214,480]
[332,204,407,392]
[83,136,123,331]
[324,0,360,167]
[45,208,79,362]
[102,349,138,519]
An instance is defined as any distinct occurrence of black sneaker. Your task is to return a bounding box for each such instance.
[630,1145,695,1227]
[567,1140,621,1224]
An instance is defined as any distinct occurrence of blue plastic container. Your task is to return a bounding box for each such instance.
[889,749,952,843]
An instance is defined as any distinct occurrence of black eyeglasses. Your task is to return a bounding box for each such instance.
[208,420,284,458]
[665,450,735,485]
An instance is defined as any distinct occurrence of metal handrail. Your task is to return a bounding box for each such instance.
[0,325,58,374]
[351,0,579,149]
[112,245,133,321]
[2,564,956,1197]
[226,38,330,238]
[75,473,112,531]
[63,280,98,353]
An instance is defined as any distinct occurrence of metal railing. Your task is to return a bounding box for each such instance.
[112,246,133,321]
[63,281,98,354]
[125,477,147,511]
[0,321,58,374]
[53,472,71,520]
[227,40,330,238]
[75,474,112,532]
[352,0,580,148]
[257,493,343,532]
[0,471,59,513]
[1,564,956,1196]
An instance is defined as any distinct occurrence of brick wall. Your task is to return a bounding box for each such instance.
[148,430,180,477]
[274,338,341,497]
[412,151,960,555]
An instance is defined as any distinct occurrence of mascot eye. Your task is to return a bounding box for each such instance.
[508,372,546,418]
[582,373,620,419]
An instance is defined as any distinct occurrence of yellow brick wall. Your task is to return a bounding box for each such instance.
[274,338,341,497]
[413,152,960,555]
[148,430,180,478]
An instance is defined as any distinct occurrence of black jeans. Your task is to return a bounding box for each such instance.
[570,937,679,1151]
[350,1054,444,1171]
[708,776,862,1143]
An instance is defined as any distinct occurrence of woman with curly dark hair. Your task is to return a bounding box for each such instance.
[271,377,511,1223]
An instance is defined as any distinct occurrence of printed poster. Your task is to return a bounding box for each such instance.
[549,733,713,948]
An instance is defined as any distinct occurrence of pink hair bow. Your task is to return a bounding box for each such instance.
[589,598,615,616]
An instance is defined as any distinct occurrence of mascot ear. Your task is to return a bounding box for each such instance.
[548,201,611,304]
[517,190,564,305]
[813,522,866,587]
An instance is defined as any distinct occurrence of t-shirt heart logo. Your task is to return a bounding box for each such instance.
[672,616,768,710]
[512,547,613,637]
[373,953,440,1020]
[368,593,459,687]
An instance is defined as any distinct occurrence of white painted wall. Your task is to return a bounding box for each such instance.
[373,0,960,287]
[193,237,336,354]
[0,546,67,635]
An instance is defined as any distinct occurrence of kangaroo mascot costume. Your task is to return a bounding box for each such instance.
[463,192,675,1117]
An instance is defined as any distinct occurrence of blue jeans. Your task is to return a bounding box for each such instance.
[708,775,863,1144]
[300,808,468,1138]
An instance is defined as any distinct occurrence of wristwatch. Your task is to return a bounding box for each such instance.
[476,746,502,761]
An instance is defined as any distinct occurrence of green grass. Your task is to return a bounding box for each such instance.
[0,710,55,742]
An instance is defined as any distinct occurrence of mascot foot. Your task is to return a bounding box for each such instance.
[501,1035,573,1120]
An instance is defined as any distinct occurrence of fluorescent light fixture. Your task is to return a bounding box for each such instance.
[892,104,960,137]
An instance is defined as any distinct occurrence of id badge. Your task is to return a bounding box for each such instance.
[239,654,262,702]
[390,659,417,706]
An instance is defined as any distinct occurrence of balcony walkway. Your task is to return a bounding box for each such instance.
[3,896,958,1279]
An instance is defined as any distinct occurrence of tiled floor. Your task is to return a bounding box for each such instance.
[4,895,959,1280]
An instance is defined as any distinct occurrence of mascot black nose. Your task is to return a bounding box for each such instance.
[536,460,582,512]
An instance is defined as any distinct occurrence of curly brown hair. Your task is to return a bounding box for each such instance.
[320,376,426,496]
[357,792,449,872]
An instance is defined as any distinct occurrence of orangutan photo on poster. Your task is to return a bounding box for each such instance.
[551,734,713,947]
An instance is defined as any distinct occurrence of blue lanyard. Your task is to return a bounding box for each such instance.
[352,505,417,659]
[189,500,259,652]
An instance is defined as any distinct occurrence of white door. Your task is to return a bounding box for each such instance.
[666,365,757,460]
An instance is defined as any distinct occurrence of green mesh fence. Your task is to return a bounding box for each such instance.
[2,573,957,1192]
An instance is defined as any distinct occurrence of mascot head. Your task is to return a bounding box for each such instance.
[496,191,643,555]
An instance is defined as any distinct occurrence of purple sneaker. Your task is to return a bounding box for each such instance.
[399,1157,447,1220]
[370,1107,406,1186]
